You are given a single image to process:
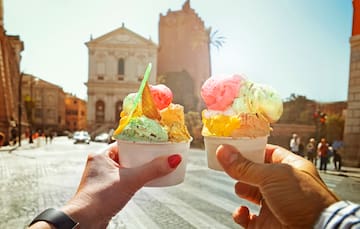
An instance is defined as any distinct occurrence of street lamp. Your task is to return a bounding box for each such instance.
[24,76,39,144]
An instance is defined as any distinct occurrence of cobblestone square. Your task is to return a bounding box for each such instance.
[0,137,359,229]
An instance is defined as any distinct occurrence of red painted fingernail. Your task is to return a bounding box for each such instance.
[167,154,182,168]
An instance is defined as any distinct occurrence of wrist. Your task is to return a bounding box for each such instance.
[28,208,78,229]
[61,200,109,229]
[28,221,57,229]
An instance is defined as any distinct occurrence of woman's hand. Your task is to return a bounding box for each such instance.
[60,142,182,229]
[216,144,339,228]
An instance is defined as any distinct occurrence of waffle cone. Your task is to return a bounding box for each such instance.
[142,83,161,120]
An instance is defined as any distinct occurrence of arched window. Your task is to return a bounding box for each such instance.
[95,100,105,123]
[118,58,124,75]
[115,100,123,123]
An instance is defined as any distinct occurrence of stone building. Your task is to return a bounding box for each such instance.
[0,0,24,145]
[157,0,211,111]
[85,24,157,134]
[65,93,87,132]
[343,0,360,167]
[22,74,66,134]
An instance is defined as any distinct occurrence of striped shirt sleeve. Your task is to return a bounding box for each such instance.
[314,201,360,229]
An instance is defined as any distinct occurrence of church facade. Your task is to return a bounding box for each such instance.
[85,24,157,134]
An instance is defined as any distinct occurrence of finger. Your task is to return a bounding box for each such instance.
[108,141,119,152]
[124,154,182,187]
[264,144,277,163]
[99,142,120,164]
[108,149,120,164]
[266,144,320,178]
[266,144,306,166]
[234,182,262,205]
[216,144,268,186]
[232,206,250,228]
[265,144,294,164]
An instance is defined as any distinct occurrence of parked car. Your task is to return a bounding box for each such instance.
[73,131,91,144]
[94,132,110,143]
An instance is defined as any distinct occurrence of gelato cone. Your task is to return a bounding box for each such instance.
[113,63,192,186]
[201,74,283,170]
[142,83,161,120]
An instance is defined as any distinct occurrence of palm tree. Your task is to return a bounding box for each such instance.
[208,28,226,75]
[209,29,226,50]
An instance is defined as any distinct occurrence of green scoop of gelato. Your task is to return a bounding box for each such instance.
[115,116,168,142]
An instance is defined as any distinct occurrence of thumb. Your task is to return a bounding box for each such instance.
[216,144,268,186]
[126,154,182,187]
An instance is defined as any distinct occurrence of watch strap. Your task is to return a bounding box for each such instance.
[29,208,79,229]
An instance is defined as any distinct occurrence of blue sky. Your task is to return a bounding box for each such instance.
[4,0,353,102]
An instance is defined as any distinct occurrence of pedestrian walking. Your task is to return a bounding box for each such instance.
[332,140,343,171]
[333,149,342,171]
[298,139,305,157]
[10,127,17,145]
[306,138,316,164]
[0,132,5,147]
[318,138,329,171]
[49,131,54,144]
[289,133,300,155]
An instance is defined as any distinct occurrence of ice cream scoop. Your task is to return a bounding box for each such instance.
[160,103,191,142]
[150,84,173,110]
[248,83,283,123]
[201,73,283,170]
[116,116,168,142]
[201,74,244,111]
[122,93,137,115]
[201,74,283,137]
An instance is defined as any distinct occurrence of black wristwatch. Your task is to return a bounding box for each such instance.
[29,208,79,229]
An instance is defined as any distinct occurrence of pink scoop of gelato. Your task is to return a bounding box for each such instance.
[201,74,244,111]
[150,84,173,110]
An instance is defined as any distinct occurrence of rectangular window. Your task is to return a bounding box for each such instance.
[97,62,105,75]
[118,58,124,75]
[35,108,42,118]
[97,62,105,80]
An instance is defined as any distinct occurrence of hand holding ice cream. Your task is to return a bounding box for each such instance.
[113,63,191,186]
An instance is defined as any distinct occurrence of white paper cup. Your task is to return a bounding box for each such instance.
[117,140,191,187]
[204,136,268,171]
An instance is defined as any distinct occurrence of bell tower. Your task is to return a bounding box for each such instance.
[343,0,360,167]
